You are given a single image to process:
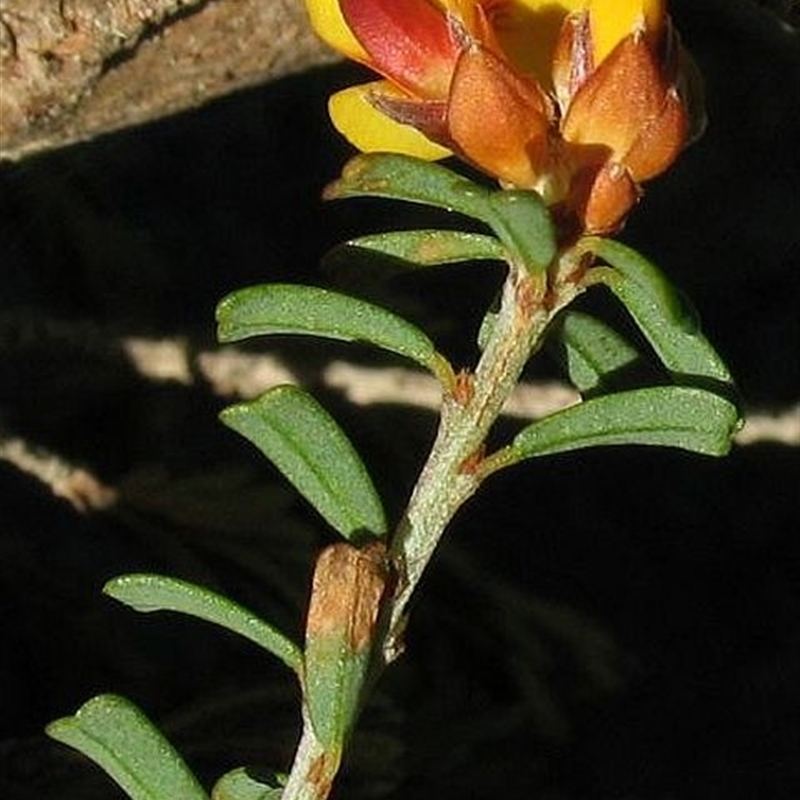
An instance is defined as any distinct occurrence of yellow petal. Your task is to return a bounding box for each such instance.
[304,0,368,61]
[480,0,588,86]
[589,0,664,64]
[328,83,452,160]
[504,0,587,13]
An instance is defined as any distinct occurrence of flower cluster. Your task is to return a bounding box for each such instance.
[304,0,701,234]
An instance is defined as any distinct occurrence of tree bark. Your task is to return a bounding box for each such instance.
[0,0,338,162]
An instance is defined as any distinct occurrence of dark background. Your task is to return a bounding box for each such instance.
[1,1,799,798]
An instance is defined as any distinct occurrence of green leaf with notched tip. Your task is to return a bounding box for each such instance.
[104,574,302,675]
[585,237,734,389]
[555,310,641,394]
[325,154,557,273]
[323,152,493,220]
[344,229,507,267]
[512,386,739,459]
[216,283,452,386]
[47,694,208,800]
[221,385,387,541]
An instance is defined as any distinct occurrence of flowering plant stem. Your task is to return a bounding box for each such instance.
[387,254,582,644]
[281,708,336,800]
[45,152,737,800]
[43,7,741,798]
[283,248,585,800]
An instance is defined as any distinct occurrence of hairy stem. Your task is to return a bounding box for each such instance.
[281,706,340,800]
[283,249,584,799]
[386,252,583,656]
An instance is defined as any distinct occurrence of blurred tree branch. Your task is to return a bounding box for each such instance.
[0,0,338,161]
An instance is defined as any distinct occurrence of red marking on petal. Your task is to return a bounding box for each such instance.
[552,10,594,114]
[368,92,451,147]
[340,0,460,97]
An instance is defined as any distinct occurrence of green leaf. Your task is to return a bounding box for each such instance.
[512,386,739,459]
[345,229,507,266]
[585,238,734,389]
[221,385,387,541]
[323,152,492,220]
[325,154,558,273]
[104,574,303,676]
[46,694,208,800]
[486,190,557,272]
[555,310,641,394]
[216,283,452,386]
[212,768,285,800]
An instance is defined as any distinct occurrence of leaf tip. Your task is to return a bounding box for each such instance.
[44,716,70,741]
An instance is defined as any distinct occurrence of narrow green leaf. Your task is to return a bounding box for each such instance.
[325,155,558,274]
[46,694,208,800]
[555,310,641,394]
[216,283,452,386]
[345,229,507,266]
[512,386,739,459]
[486,190,557,272]
[221,385,387,541]
[104,574,303,675]
[586,238,734,388]
[212,768,285,800]
[323,152,492,220]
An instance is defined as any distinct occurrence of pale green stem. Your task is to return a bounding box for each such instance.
[281,705,340,800]
[283,250,583,799]
[385,254,582,656]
